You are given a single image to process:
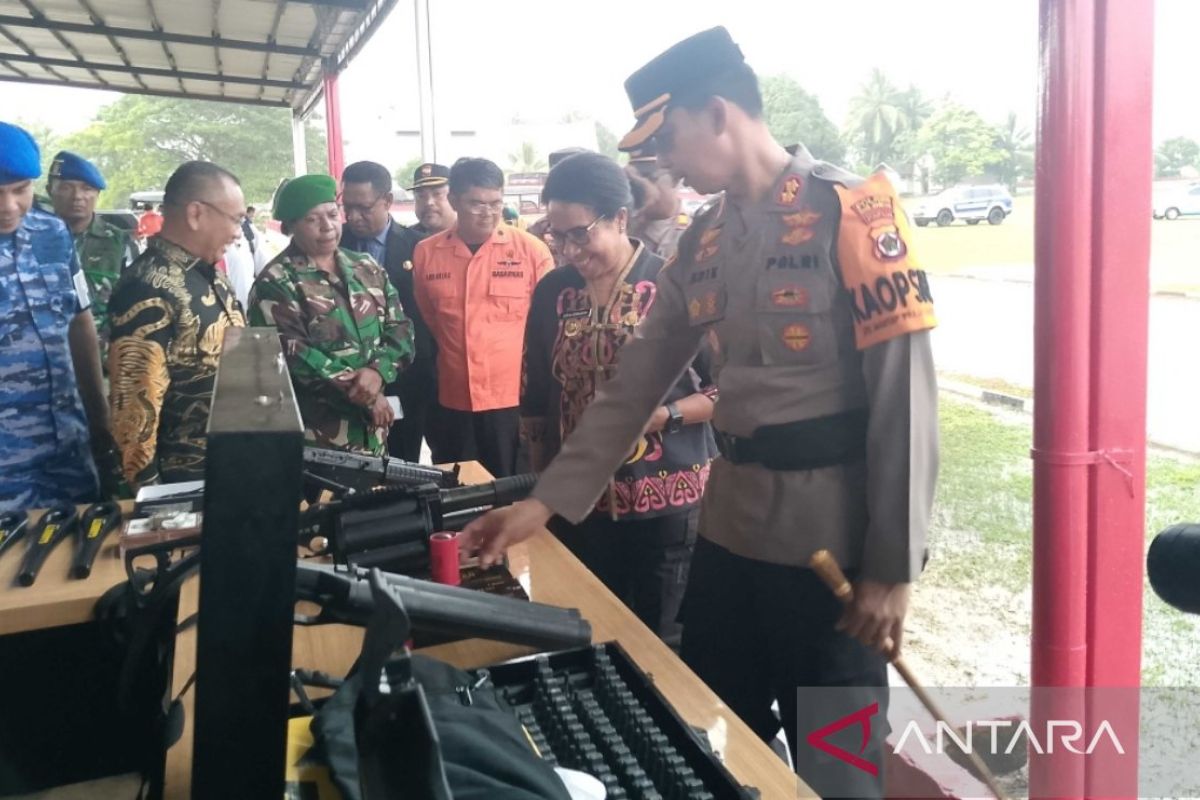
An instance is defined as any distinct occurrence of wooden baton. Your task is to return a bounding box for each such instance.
[809,550,1010,800]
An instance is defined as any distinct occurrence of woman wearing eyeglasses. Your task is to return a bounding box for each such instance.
[521,152,717,646]
[248,174,414,456]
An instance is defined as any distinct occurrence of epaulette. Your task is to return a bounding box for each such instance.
[809,161,867,190]
[691,193,725,223]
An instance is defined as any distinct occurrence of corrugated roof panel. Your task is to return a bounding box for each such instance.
[216,1,277,38]
[117,38,177,64]
[18,0,84,17]
[276,3,320,46]
[0,0,394,110]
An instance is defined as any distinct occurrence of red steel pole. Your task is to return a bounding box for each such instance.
[1033,1,1152,796]
[1032,0,1095,795]
[1085,0,1152,795]
[1086,0,1151,691]
[1033,0,1095,691]
[323,60,345,180]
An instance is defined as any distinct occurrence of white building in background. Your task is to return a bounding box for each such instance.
[342,107,598,180]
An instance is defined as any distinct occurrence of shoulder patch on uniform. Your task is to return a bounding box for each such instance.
[833,172,935,349]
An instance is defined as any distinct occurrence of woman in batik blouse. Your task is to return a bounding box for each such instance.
[520,152,717,646]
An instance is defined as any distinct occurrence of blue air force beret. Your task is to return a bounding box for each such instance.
[0,121,42,185]
[618,27,746,152]
[273,173,337,222]
[49,151,106,190]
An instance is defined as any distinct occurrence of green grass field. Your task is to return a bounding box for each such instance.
[908,395,1200,686]
[901,194,1200,294]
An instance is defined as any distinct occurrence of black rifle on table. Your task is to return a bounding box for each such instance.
[298,473,537,575]
[302,447,460,496]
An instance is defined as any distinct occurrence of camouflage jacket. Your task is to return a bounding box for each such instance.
[0,207,99,512]
[248,245,414,456]
[108,237,246,488]
[74,214,134,373]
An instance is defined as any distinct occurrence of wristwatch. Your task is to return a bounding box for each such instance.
[665,402,685,434]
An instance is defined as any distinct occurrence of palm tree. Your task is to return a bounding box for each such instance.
[509,141,547,173]
[846,68,906,168]
[993,112,1034,190]
[896,85,933,134]
[889,86,935,181]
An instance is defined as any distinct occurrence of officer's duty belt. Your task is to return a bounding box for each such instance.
[714,408,868,471]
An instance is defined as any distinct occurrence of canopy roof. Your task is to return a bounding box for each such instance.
[0,0,395,114]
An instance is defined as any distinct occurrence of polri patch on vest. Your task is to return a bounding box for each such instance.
[766,254,818,271]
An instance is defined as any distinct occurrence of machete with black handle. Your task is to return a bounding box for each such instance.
[70,502,122,579]
[17,504,78,587]
[0,512,29,560]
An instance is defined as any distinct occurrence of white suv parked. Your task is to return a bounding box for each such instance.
[913,185,1014,227]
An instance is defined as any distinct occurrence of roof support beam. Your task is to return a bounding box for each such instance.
[0,74,291,107]
[0,57,29,78]
[286,0,372,9]
[74,0,149,90]
[17,0,112,86]
[0,14,319,57]
[0,23,70,82]
[0,51,308,89]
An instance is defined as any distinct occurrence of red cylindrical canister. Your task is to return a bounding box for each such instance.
[429,531,461,586]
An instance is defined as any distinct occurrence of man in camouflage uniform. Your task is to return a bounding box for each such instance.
[250,174,414,455]
[0,122,111,513]
[108,161,247,488]
[45,151,134,375]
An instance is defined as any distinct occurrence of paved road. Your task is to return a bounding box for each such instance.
[932,275,1200,453]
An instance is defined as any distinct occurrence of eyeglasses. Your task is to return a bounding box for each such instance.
[465,200,505,217]
[195,199,247,226]
[338,193,385,217]
[546,215,607,248]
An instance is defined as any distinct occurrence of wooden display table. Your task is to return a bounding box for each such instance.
[0,464,804,798]
[0,503,132,635]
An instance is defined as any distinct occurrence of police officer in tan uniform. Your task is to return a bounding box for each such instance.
[466,27,937,795]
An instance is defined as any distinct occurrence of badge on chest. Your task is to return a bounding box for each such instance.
[685,282,726,326]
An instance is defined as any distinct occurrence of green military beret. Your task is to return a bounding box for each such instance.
[273,174,337,222]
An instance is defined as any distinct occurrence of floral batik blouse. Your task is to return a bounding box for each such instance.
[520,241,717,520]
